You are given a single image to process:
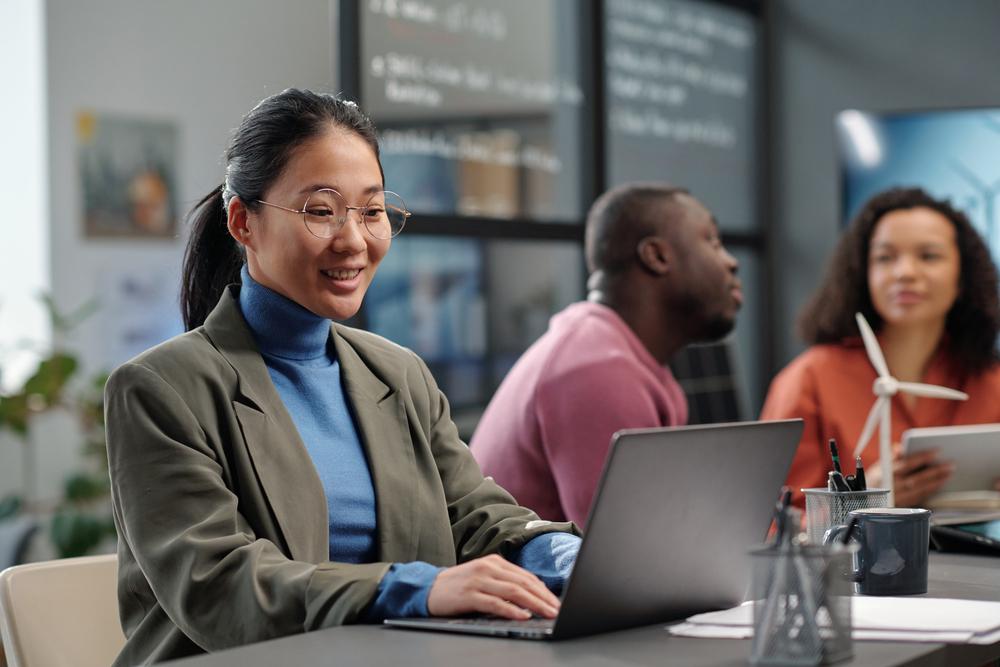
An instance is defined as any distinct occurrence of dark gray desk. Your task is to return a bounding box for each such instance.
[166,553,1000,667]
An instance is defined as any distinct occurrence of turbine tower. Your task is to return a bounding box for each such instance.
[852,312,968,504]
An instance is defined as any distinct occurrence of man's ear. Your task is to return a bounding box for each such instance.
[226,196,254,250]
[636,236,671,275]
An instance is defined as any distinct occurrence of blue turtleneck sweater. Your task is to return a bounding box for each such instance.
[238,266,579,620]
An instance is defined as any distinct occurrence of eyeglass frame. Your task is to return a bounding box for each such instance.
[254,188,411,240]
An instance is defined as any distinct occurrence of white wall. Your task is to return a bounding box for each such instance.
[0,0,338,505]
[768,0,1000,370]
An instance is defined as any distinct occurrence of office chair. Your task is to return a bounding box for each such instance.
[0,554,125,667]
[670,339,746,424]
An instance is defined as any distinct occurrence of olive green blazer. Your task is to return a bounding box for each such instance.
[105,287,577,665]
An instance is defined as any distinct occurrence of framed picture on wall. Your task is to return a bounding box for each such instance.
[77,111,179,239]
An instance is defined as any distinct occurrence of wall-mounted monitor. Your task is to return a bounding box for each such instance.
[604,0,761,233]
[359,0,589,224]
[837,107,1000,255]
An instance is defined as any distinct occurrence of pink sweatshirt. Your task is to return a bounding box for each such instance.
[470,302,687,527]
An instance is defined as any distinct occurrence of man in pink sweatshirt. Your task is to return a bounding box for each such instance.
[470,183,743,527]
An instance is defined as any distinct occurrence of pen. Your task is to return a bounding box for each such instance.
[829,438,843,475]
[854,456,867,491]
[770,487,792,547]
[828,470,851,492]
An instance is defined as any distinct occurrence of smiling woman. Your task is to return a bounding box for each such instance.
[761,187,1000,509]
[104,89,581,666]
[231,129,392,321]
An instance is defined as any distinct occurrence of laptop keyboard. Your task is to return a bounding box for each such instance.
[439,617,555,630]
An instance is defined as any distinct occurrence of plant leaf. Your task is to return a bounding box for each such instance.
[0,393,30,435]
[63,472,109,502]
[0,495,22,520]
[22,353,78,402]
[50,509,113,558]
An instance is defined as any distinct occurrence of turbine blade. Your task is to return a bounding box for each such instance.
[855,312,890,378]
[854,397,885,458]
[896,382,969,401]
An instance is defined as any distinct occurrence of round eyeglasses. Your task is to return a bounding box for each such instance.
[256,189,410,240]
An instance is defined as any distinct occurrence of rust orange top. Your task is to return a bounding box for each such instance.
[760,339,1000,507]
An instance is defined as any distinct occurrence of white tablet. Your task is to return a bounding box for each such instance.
[902,424,1000,494]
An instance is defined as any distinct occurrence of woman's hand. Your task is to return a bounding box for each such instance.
[427,554,561,620]
[866,447,953,507]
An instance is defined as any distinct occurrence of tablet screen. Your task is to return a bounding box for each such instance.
[953,521,1000,541]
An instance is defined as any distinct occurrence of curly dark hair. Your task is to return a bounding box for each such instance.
[798,186,1000,377]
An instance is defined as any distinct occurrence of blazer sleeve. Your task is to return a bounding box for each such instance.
[406,350,581,559]
[106,362,390,652]
[759,355,829,507]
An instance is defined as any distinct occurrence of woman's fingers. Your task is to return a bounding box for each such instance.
[427,555,561,619]
[475,556,560,616]
[479,575,560,618]
[894,461,953,507]
[894,448,941,475]
[494,558,561,608]
[468,592,532,619]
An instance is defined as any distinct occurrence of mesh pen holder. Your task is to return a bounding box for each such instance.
[749,543,855,666]
[803,488,891,545]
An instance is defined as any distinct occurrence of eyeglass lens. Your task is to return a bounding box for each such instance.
[302,189,407,239]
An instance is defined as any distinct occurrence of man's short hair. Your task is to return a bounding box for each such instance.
[584,183,688,276]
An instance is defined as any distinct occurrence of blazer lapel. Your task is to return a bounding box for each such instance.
[203,288,328,563]
[333,327,418,563]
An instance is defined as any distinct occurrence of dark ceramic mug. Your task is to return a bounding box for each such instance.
[824,507,931,596]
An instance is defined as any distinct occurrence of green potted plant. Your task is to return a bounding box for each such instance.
[0,296,116,560]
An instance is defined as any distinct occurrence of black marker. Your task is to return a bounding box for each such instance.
[854,456,867,491]
[827,470,851,493]
[829,438,843,475]
[771,487,793,547]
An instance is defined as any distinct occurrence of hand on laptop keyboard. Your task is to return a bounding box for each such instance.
[427,554,561,620]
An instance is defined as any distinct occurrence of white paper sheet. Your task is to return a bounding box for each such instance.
[666,622,975,644]
[671,597,1000,644]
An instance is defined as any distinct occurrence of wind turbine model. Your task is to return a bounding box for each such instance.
[852,312,968,504]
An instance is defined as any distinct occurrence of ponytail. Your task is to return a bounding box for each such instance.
[180,184,243,331]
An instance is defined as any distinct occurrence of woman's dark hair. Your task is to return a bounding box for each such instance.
[798,186,1000,377]
[180,89,383,330]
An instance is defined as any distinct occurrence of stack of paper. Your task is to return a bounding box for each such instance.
[668,598,1000,644]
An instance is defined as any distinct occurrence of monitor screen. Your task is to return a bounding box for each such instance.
[604,0,760,232]
[837,107,1000,256]
[360,0,589,223]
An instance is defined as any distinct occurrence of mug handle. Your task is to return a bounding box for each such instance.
[822,524,864,584]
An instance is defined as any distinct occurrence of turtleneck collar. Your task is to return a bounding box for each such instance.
[239,265,333,361]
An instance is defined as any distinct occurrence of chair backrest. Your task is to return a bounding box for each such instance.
[0,554,125,667]
[669,339,746,424]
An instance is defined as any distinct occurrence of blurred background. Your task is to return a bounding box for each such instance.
[1,0,999,564]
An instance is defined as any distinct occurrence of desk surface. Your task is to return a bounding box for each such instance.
[166,553,1000,667]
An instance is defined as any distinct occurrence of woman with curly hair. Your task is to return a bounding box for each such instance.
[761,186,1000,508]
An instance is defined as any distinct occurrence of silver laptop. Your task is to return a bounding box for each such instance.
[385,419,803,640]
